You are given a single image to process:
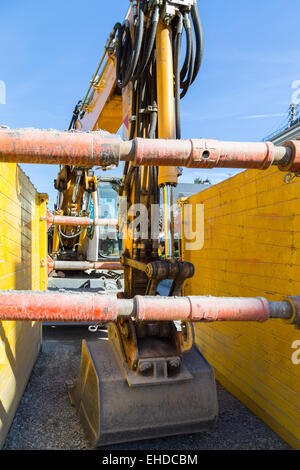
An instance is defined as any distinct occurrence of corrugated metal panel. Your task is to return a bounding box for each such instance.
[182,166,300,449]
[0,163,46,448]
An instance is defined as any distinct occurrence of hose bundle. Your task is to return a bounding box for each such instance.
[68,1,204,261]
[115,1,204,260]
[114,0,204,140]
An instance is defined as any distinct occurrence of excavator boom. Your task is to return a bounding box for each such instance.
[50,0,219,446]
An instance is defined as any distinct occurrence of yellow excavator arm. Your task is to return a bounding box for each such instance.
[51,0,214,447]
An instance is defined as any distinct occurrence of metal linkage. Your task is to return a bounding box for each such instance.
[1,128,299,173]
[121,256,194,295]
[0,291,298,326]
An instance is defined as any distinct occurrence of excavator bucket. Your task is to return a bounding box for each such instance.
[66,328,218,447]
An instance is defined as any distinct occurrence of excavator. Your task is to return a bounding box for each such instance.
[48,0,218,446]
[48,173,123,291]
[1,0,299,448]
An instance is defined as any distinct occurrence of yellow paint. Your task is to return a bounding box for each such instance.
[182,166,300,449]
[0,163,44,448]
[78,58,122,134]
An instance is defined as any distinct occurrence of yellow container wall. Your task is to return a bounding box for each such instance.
[182,167,300,449]
[0,163,47,448]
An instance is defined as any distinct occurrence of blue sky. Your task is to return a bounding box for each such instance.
[1,0,300,208]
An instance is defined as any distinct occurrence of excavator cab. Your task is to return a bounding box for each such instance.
[97,177,122,260]
[48,174,123,290]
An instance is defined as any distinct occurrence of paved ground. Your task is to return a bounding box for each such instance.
[3,325,291,450]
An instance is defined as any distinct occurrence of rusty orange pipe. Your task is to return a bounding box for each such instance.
[1,128,298,171]
[46,214,118,227]
[51,261,123,271]
[135,295,273,322]
[135,295,297,324]
[0,292,296,323]
[132,138,294,170]
[0,128,121,166]
[0,291,121,322]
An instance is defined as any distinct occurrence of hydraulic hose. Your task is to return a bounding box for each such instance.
[191,0,204,84]
[180,12,195,99]
[115,21,131,87]
[116,0,145,88]
[68,100,82,130]
[180,14,191,84]
[132,4,159,81]
[174,13,183,139]
[114,22,123,87]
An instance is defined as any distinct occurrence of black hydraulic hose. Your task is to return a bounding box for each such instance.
[148,67,158,136]
[153,166,159,205]
[124,164,135,191]
[180,17,190,84]
[116,21,131,86]
[114,22,123,86]
[191,0,204,84]
[180,12,195,99]
[180,12,192,86]
[123,28,132,84]
[135,167,141,205]
[145,66,151,105]
[134,29,149,84]
[120,78,136,197]
[117,0,145,88]
[174,13,183,139]
[146,166,153,209]
[68,100,82,130]
[148,105,157,139]
[137,74,147,138]
[171,17,177,68]
[119,3,161,249]
[118,61,136,198]
[132,4,159,81]
[134,166,141,259]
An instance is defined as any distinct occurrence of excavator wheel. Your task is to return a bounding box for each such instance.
[66,329,218,447]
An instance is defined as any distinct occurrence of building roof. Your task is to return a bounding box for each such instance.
[174,183,210,201]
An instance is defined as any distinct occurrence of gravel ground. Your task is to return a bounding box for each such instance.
[3,326,291,450]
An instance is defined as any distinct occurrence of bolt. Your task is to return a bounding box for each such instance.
[168,358,181,370]
[138,361,152,375]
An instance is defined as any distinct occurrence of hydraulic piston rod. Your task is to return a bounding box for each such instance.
[0,291,298,325]
[1,128,299,172]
